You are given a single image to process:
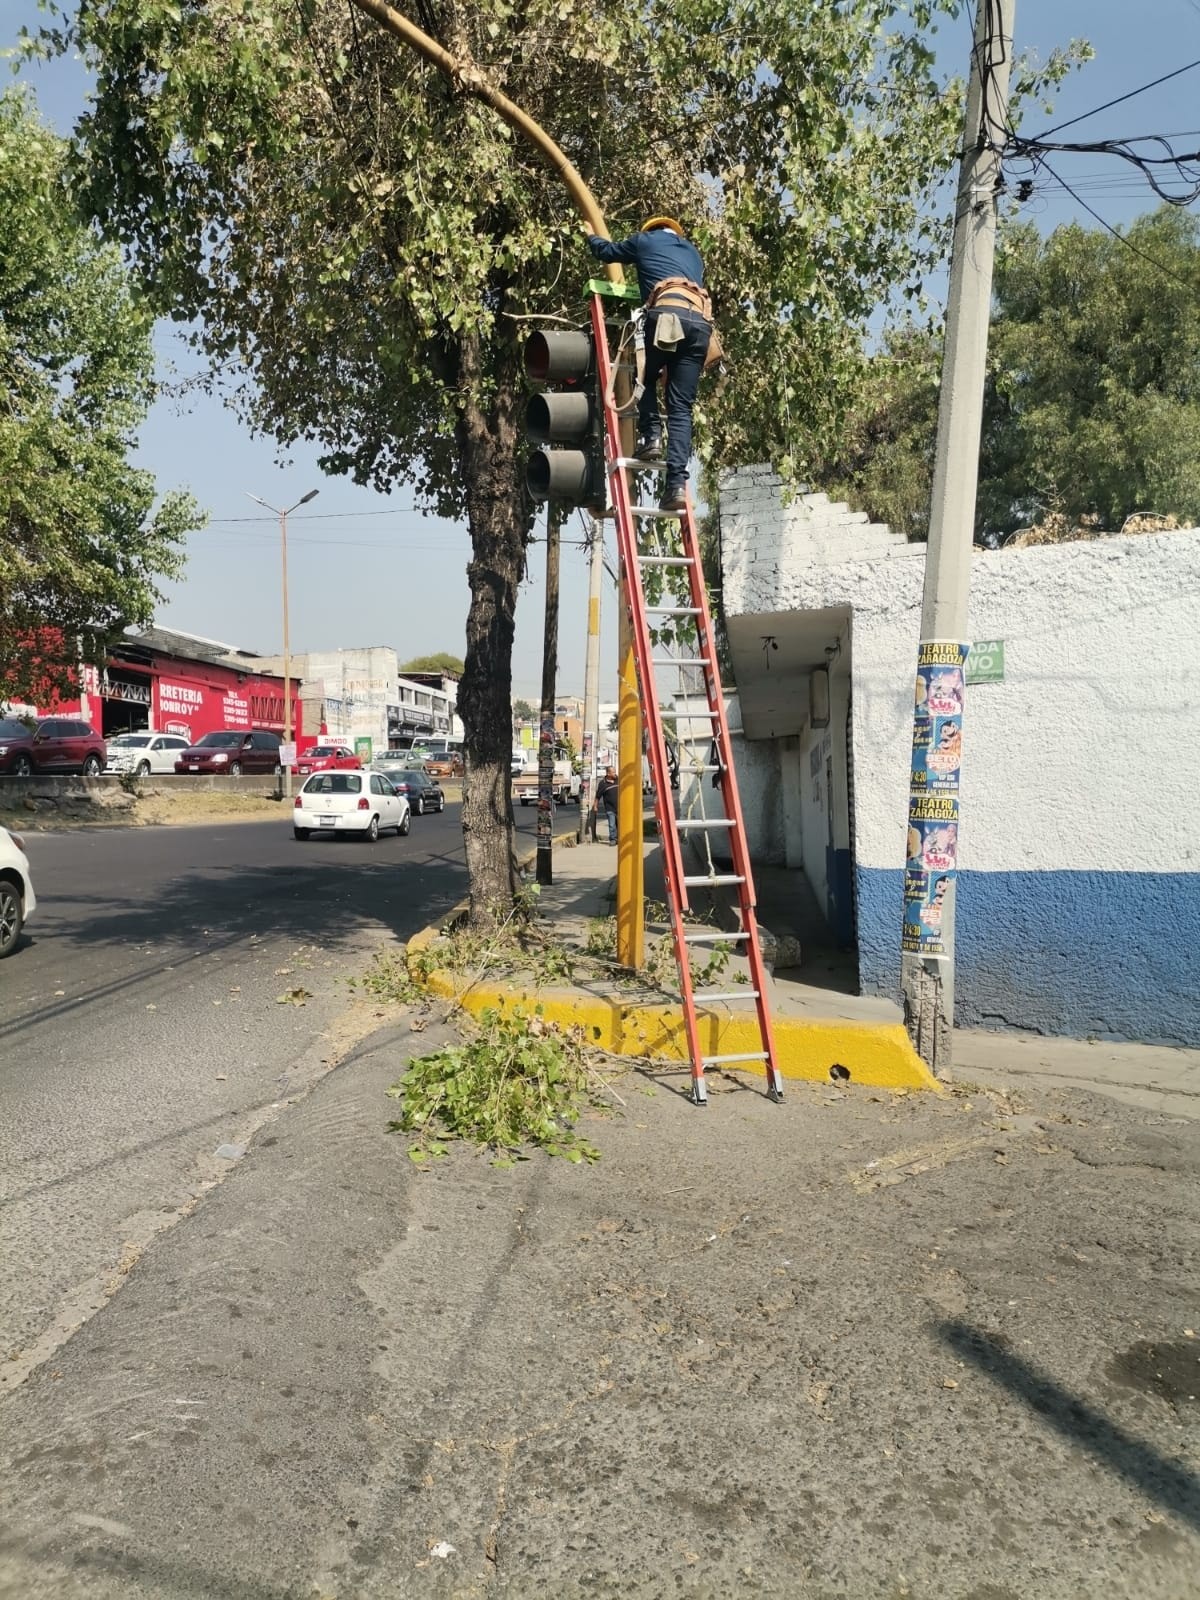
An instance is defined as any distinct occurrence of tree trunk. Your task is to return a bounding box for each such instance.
[455,342,528,928]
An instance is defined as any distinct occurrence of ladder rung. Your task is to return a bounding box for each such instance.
[695,990,761,1004]
[682,931,749,943]
[631,505,679,519]
[638,556,695,567]
[683,873,745,887]
[675,818,735,829]
[702,1053,769,1065]
[646,606,701,617]
[674,708,720,719]
[610,457,667,471]
[679,764,724,774]
[651,656,710,667]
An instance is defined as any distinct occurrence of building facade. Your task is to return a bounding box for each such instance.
[715,467,1200,1047]
[8,627,301,746]
[258,647,461,758]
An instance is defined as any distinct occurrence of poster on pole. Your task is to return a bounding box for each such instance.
[903,639,968,959]
[902,793,959,956]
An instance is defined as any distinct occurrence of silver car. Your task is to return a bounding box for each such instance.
[106,732,190,778]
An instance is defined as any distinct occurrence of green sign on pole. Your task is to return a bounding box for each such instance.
[967,640,1005,684]
[354,735,373,764]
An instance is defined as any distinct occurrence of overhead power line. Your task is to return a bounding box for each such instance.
[1032,57,1200,142]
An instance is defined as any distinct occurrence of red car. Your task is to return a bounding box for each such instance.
[0,716,107,776]
[295,744,362,777]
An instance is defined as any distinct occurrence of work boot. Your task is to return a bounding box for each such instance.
[634,430,664,462]
[659,481,687,512]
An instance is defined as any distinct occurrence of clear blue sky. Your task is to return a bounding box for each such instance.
[7,2,1200,699]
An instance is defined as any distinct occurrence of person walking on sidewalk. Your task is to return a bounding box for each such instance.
[594,765,619,844]
[586,217,713,513]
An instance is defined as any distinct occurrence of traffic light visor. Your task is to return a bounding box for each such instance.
[523,329,593,385]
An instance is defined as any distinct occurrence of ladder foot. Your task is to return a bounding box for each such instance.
[690,1085,708,1107]
[767,1083,784,1104]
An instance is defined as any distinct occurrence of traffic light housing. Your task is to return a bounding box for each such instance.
[523,329,605,509]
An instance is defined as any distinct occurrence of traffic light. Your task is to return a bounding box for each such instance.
[523,328,604,509]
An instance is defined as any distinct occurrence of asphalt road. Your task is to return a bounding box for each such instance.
[0,804,533,1387]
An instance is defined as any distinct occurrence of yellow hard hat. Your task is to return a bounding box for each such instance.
[641,216,685,237]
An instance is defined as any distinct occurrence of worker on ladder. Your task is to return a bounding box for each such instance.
[585,217,714,513]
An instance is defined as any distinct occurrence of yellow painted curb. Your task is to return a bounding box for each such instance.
[404,835,940,1093]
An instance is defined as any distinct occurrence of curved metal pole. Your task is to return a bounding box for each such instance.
[345,0,623,279]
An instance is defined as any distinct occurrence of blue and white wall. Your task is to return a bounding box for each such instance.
[720,468,1200,1047]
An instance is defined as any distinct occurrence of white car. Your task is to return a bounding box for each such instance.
[293,770,411,842]
[105,732,191,777]
[0,826,36,958]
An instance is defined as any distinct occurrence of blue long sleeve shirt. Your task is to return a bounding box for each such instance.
[587,229,705,304]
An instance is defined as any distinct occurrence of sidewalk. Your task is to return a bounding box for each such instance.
[2,1007,1197,1598]
[437,833,1200,1119]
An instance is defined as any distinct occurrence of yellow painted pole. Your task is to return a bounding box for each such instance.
[615,586,644,969]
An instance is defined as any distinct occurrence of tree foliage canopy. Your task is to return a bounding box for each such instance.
[0,89,201,703]
[981,207,1200,534]
[817,207,1200,540]
[33,0,975,500]
[399,652,464,676]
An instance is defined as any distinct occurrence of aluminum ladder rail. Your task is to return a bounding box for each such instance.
[589,287,784,1107]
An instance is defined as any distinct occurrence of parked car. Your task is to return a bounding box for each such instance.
[295,744,361,777]
[293,770,410,841]
[422,753,463,779]
[174,729,282,775]
[0,826,36,958]
[0,716,107,776]
[105,732,190,778]
[378,767,445,815]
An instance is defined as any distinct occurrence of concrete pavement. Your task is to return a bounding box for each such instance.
[1,1006,1197,1597]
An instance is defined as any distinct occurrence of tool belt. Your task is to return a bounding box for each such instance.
[646,277,724,371]
[648,276,712,319]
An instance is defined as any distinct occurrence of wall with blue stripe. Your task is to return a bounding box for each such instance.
[858,866,1200,1046]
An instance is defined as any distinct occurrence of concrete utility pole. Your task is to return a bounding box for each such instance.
[536,509,560,886]
[246,488,319,799]
[578,514,604,843]
[900,0,1013,1075]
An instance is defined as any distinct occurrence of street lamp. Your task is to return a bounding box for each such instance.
[245,488,319,797]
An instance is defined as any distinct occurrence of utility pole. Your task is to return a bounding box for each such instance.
[246,488,319,799]
[899,0,1013,1074]
[578,513,604,842]
[536,508,560,886]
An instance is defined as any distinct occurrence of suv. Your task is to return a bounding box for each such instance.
[174,729,283,775]
[106,732,190,778]
[0,716,107,776]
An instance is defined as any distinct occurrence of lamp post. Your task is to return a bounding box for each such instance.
[246,488,319,797]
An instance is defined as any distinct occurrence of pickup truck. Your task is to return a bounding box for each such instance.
[513,759,580,806]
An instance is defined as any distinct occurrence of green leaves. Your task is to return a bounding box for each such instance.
[0,89,202,701]
[981,207,1200,534]
[387,1005,603,1166]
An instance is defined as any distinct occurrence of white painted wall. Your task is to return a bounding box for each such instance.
[719,466,1200,1044]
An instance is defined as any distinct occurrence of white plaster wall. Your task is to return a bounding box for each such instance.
[719,465,1200,1041]
[752,531,1200,878]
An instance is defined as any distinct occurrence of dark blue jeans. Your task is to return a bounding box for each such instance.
[639,307,711,488]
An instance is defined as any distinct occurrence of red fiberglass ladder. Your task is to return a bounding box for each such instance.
[588,285,784,1107]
